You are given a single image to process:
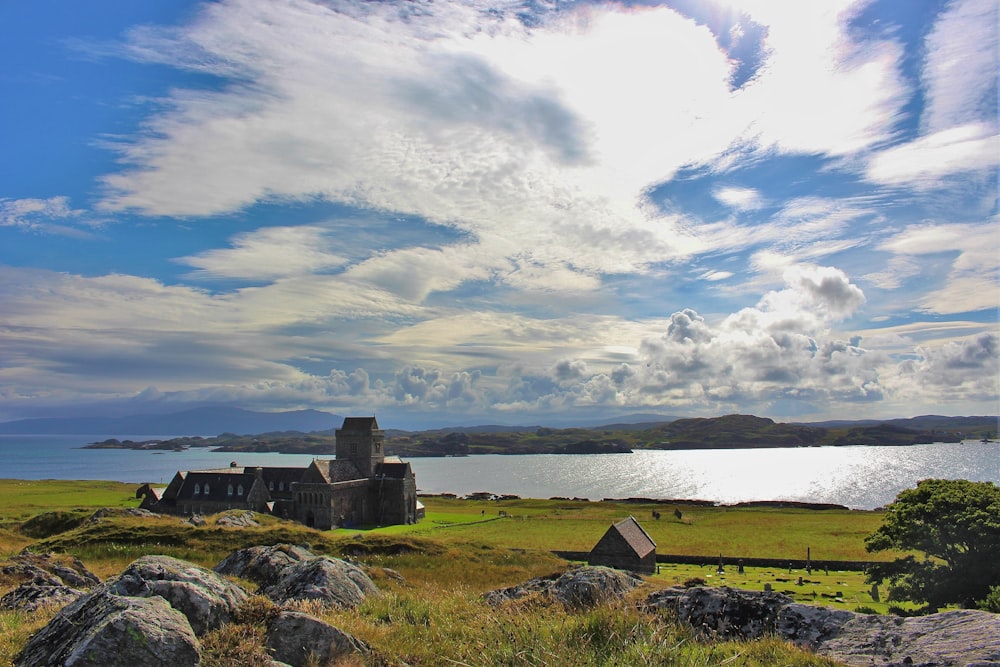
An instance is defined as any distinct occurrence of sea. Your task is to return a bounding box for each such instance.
[1,435,997,510]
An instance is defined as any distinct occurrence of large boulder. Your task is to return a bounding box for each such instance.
[818,609,1000,667]
[260,556,379,608]
[214,543,317,587]
[647,586,1000,667]
[15,589,199,667]
[485,566,643,609]
[265,610,370,666]
[107,554,248,635]
[646,586,793,639]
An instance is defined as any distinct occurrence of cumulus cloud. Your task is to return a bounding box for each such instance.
[634,265,873,405]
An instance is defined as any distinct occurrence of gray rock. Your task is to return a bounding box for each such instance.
[0,553,101,612]
[0,583,84,612]
[216,510,260,528]
[107,554,248,635]
[214,543,317,587]
[485,566,642,609]
[260,556,379,608]
[2,553,100,589]
[647,586,1000,666]
[645,586,792,639]
[87,507,157,523]
[819,609,1000,667]
[14,589,199,667]
[265,610,369,666]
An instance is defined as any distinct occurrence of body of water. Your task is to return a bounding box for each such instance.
[1,435,996,510]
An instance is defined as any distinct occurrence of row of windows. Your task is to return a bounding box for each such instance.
[192,482,243,496]
[191,479,295,497]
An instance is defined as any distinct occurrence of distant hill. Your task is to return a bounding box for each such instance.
[0,407,343,436]
[802,415,998,434]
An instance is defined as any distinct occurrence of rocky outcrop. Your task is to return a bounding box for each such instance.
[87,507,158,523]
[0,552,100,612]
[261,556,379,608]
[106,554,248,635]
[265,610,371,666]
[14,590,200,667]
[214,543,317,586]
[485,566,643,609]
[215,510,260,528]
[818,610,1000,667]
[647,586,1000,667]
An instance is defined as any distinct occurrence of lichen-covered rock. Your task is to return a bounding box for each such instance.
[819,609,1000,667]
[14,589,199,667]
[215,510,259,528]
[265,610,369,666]
[214,544,317,587]
[0,552,101,612]
[485,566,642,609]
[87,507,158,523]
[647,586,1000,667]
[645,586,793,640]
[2,552,101,589]
[775,602,856,648]
[260,556,378,608]
[107,554,248,635]
[0,582,84,612]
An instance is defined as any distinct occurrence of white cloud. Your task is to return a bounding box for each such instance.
[92,0,918,290]
[714,186,764,211]
[181,226,348,279]
[878,221,1000,314]
[866,123,1000,187]
[921,0,999,134]
[0,196,91,236]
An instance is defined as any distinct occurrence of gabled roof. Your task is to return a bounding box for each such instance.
[305,459,364,483]
[339,416,379,431]
[376,460,412,479]
[599,516,656,558]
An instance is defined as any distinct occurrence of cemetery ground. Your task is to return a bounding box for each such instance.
[0,478,917,666]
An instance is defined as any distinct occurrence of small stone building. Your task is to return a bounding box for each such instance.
[138,416,420,529]
[588,515,657,574]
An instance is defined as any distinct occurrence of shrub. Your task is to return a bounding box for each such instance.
[977,585,1000,613]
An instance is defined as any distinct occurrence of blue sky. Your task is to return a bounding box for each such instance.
[1,0,997,429]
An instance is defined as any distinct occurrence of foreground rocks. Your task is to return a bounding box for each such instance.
[485,565,642,608]
[647,586,1000,667]
[15,545,375,667]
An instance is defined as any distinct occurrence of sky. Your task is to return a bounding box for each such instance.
[1,0,997,430]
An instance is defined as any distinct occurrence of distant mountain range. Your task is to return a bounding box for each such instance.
[0,407,994,439]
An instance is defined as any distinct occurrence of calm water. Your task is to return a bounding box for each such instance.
[0,435,996,510]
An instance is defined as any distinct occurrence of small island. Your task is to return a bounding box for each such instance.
[82,413,984,457]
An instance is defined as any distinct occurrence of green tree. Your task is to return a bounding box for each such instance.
[865,479,1000,610]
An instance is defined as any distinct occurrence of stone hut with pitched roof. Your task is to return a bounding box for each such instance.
[588,516,657,574]
[138,416,419,529]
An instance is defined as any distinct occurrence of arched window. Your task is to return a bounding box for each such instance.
[193,483,200,495]
[204,483,210,495]
[237,484,244,496]
[227,484,234,497]
[269,481,274,491]
[279,481,285,491]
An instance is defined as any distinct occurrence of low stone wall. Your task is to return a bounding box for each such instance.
[552,551,875,571]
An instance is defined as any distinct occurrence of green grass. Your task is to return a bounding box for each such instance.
[383,497,889,562]
[0,479,913,666]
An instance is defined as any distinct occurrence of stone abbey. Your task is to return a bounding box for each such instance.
[137,417,420,528]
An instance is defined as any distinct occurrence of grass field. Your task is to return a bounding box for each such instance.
[0,479,912,666]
